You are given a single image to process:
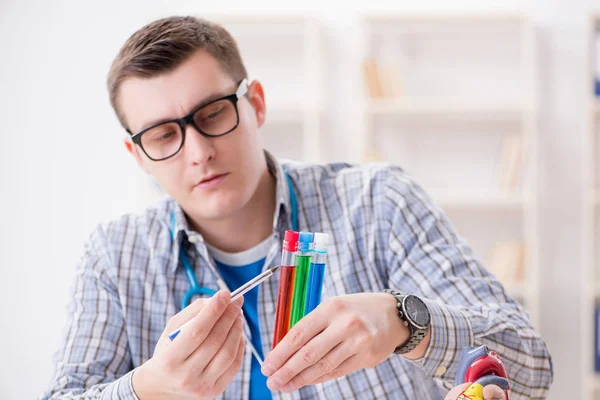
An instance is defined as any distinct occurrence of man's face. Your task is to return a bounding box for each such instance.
[119,50,267,222]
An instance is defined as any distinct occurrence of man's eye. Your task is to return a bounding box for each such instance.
[154,131,175,141]
[206,109,222,119]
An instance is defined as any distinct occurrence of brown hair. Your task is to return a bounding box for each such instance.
[107,16,248,129]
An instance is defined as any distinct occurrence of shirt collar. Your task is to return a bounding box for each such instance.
[266,150,294,232]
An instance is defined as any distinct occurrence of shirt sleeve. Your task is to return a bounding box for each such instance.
[40,225,140,400]
[382,168,553,399]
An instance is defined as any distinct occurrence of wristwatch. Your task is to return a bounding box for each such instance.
[383,289,431,354]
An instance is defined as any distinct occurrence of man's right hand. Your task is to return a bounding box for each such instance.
[132,290,245,400]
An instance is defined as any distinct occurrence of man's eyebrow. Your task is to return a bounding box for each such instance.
[137,89,231,132]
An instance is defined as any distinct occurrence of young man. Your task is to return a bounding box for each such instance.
[42,16,553,400]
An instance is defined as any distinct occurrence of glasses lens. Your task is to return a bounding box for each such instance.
[140,122,183,160]
[193,99,238,136]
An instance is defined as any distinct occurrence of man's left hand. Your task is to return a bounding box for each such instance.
[261,293,411,392]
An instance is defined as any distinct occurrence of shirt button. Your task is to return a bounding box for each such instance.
[435,366,447,376]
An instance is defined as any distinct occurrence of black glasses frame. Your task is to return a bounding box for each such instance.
[127,79,248,162]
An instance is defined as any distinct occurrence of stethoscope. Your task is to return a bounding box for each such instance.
[169,172,298,366]
[171,172,298,310]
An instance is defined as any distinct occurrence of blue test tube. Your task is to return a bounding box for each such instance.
[304,233,328,315]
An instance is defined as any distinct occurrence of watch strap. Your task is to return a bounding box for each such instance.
[395,327,428,354]
[383,289,430,354]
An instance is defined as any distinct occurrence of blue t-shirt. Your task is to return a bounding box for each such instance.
[209,238,273,400]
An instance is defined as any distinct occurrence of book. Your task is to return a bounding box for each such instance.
[380,64,402,98]
[363,59,384,98]
[363,59,402,99]
[497,135,525,192]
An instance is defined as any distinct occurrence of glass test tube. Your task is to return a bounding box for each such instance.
[289,232,313,328]
[305,232,329,315]
[272,230,299,348]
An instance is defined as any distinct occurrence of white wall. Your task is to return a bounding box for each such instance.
[0,0,595,398]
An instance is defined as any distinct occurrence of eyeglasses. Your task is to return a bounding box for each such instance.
[127,79,249,161]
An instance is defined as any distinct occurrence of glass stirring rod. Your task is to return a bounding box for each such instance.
[168,266,280,341]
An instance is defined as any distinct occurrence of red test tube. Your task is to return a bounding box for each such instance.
[272,230,299,348]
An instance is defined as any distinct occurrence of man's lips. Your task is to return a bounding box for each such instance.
[195,173,228,188]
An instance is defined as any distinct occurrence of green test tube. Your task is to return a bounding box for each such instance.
[289,231,313,327]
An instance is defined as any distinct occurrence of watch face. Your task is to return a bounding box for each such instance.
[403,295,430,329]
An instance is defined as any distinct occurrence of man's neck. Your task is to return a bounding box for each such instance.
[188,168,277,253]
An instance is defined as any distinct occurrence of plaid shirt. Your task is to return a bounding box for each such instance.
[42,154,553,399]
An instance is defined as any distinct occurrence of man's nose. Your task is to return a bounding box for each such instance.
[182,124,215,165]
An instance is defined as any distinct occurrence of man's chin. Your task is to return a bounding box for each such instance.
[185,194,244,221]
[197,207,239,221]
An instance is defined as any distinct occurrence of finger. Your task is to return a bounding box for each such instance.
[201,314,244,377]
[213,334,246,394]
[483,385,507,400]
[305,354,361,387]
[279,341,356,393]
[163,296,211,333]
[443,383,471,400]
[262,303,330,376]
[266,324,343,391]
[163,290,238,336]
[167,290,232,362]
[186,300,243,368]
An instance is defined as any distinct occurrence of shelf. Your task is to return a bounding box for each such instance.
[366,99,531,117]
[430,191,529,209]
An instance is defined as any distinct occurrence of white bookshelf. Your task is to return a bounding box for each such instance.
[583,14,600,400]
[212,15,325,163]
[359,14,540,326]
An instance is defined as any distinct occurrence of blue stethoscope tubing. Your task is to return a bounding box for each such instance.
[172,172,298,309]
[169,171,298,364]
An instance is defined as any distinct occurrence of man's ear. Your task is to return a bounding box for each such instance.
[124,138,149,174]
[247,80,266,128]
